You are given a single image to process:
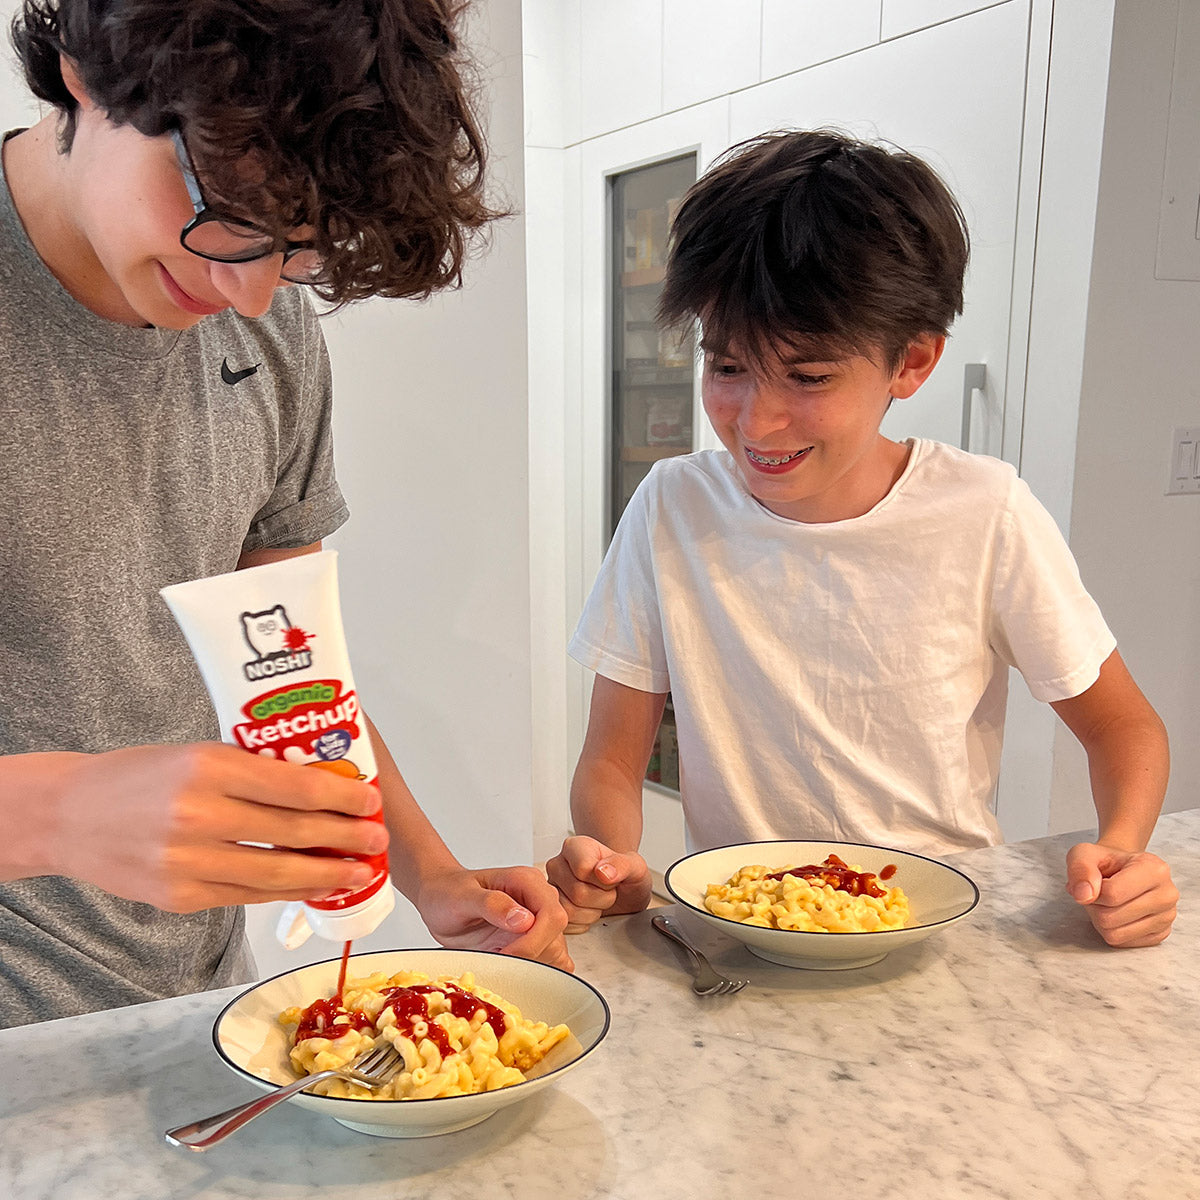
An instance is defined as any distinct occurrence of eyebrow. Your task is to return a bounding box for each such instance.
[780,353,843,367]
[700,340,844,365]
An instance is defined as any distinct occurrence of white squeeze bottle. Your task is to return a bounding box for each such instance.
[160,551,395,946]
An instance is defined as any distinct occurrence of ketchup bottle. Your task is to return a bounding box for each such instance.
[161,551,396,948]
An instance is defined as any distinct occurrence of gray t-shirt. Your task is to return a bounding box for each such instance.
[0,140,350,1027]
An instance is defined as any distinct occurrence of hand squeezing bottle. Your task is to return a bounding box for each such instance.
[161,551,395,945]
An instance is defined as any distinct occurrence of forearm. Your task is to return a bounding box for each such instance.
[569,755,645,853]
[364,716,462,900]
[1086,710,1169,852]
[0,751,87,881]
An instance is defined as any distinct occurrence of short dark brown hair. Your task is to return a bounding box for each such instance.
[11,0,502,304]
[658,129,970,371]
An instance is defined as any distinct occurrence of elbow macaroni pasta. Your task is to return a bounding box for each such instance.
[703,860,910,933]
[278,969,570,1101]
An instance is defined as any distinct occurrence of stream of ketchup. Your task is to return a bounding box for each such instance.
[336,938,353,1001]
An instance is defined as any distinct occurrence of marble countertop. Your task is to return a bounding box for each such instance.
[2,811,1198,1200]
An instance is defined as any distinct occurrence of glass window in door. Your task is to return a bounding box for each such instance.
[608,153,697,791]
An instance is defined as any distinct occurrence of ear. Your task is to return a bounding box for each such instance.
[888,334,946,400]
[58,55,95,110]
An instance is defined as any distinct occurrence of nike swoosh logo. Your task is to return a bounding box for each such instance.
[221,358,260,386]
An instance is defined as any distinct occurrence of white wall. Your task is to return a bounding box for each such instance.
[0,4,40,128]
[1049,0,1200,830]
[524,0,577,862]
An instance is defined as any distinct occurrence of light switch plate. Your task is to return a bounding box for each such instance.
[1166,425,1200,494]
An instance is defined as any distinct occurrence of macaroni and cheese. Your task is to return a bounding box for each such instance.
[703,855,910,933]
[278,969,570,1100]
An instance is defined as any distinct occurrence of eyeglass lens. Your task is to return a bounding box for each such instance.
[182,220,325,282]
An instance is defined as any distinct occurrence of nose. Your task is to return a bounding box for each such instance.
[736,378,792,441]
[210,255,291,318]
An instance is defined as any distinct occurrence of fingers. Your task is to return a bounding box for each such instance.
[1087,902,1177,948]
[1091,853,1176,907]
[201,744,382,817]
[477,867,572,963]
[497,902,575,972]
[169,789,389,857]
[545,856,620,923]
[143,842,384,912]
[63,744,391,910]
[505,932,575,973]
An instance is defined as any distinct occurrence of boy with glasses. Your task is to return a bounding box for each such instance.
[0,0,569,1029]
[548,130,1178,950]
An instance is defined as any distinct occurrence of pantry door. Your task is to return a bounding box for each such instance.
[570,102,732,870]
[728,0,1044,464]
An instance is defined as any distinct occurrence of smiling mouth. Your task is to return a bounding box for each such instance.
[746,447,811,467]
[157,265,226,316]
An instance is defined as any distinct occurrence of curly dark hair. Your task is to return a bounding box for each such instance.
[11,0,503,304]
[658,129,970,371]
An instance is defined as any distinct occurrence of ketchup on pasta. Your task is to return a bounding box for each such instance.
[763,853,896,899]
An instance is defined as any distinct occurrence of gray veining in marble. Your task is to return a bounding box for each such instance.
[2,811,1198,1200]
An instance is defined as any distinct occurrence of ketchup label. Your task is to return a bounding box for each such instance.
[231,678,364,759]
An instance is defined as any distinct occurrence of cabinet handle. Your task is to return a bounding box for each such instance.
[961,363,987,451]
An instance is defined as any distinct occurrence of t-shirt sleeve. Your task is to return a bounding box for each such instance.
[989,476,1116,702]
[242,294,349,553]
[568,471,671,694]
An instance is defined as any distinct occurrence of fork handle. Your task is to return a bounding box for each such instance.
[164,1068,338,1150]
[651,914,702,965]
[651,914,720,984]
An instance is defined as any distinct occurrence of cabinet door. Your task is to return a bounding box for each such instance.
[730,0,1033,461]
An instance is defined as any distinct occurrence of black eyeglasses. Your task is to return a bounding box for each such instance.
[170,128,326,284]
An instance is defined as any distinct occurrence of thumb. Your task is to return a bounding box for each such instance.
[594,851,640,886]
[477,888,534,934]
[1065,844,1105,905]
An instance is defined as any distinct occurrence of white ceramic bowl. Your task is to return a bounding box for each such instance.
[665,840,980,970]
[213,948,610,1138]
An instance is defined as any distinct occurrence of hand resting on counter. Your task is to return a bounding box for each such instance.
[546,835,653,932]
[1066,841,1178,948]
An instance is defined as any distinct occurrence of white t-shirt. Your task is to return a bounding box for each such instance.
[569,440,1116,855]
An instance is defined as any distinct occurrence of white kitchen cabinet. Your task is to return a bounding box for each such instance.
[660,0,762,112]
[761,0,883,78]
[882,0,1011,39]
[579,0,665,140]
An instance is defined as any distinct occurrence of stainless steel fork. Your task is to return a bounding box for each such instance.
[165,1040,404,1150]
[651,913,748,995]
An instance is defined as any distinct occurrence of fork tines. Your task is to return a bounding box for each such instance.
[344,1042,403,1084]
